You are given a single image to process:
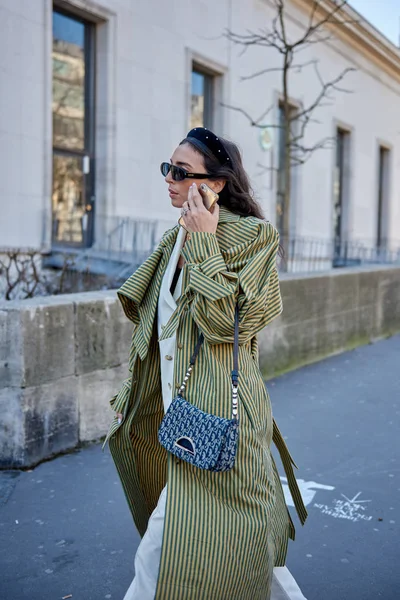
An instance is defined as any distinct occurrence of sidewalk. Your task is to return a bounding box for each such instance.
[1,334,399,600]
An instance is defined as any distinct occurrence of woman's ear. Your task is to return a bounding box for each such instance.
[209,180,226,194]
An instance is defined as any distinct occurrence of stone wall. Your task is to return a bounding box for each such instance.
[1,265,399,468]
[259,265,400,378]
[0,292,132,469]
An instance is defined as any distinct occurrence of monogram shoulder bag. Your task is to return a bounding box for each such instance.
[158,304,239,472]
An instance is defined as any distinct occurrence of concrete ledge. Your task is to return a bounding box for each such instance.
[74,293,132,374]
[259,265,400,378]
[0,292,133,468]
[1,265,400,468]
[77,365,128,442]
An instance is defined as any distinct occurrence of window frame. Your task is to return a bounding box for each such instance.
[185,50,226,134]
[275,99,299,239]
[191,65,214,129]
[330,122,353,267]
[51,6,96,248]
[376,143,391,249]
[52,6,96,159]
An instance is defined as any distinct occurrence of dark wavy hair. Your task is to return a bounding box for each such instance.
[179,135,265,219]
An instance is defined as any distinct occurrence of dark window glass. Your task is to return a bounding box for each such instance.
[52,10,95,247]
[191,68,213,129]
[52,12,85,150]
[332,128,351,266]
[377,146,390,248]
[334,129,346,244]
[52,154,85,244]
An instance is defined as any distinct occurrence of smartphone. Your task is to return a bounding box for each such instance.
[178,183,219,229]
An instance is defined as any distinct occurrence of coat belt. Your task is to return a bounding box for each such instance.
[272,418,308,534]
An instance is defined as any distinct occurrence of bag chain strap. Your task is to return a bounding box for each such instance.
[177,304,239,421]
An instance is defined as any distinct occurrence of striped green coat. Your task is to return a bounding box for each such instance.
[104,206,307,599]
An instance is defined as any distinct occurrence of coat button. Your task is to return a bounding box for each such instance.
[177,342,183,349]
[165,355,173,361]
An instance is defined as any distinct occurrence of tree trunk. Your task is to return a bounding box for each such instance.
[282,53,292,266]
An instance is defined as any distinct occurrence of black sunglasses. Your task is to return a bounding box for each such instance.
[160,162,211,182]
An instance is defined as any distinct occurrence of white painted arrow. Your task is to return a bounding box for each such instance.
[280,477,335,507]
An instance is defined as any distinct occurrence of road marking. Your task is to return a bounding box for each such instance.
[280,477,375,523]
[314,492,373,522]
[280,477,335,506]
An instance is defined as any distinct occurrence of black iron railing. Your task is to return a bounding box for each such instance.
[278,236,400,273]
[2,217,399,300]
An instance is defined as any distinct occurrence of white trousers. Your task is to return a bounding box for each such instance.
[123,485,307,600]
[123,486,167,600]
[271,567,308,600]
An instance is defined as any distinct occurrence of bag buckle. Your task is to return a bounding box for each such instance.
[174,436,196,456]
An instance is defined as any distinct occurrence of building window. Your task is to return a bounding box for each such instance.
[276,102,297,240]
[333,127,350,265]
[377,146,390,248]
[190,66,214,129]
[52,9,95,247]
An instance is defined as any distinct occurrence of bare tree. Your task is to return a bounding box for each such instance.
[225,0,357,242]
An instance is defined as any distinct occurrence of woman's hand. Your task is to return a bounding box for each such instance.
[116,412,123,423]
[181,183,219,234]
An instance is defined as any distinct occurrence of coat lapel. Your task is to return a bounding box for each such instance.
[118,225,179,360]
[118,206,239,360]
[160,226,185,313]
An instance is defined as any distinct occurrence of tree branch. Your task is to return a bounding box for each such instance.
[220,102,281,129]
[224,0,359,243]
[240,59,318,81]
[294,65,355,124]
[292,0,351,49]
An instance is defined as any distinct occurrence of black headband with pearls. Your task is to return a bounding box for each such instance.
[186,127,230,166]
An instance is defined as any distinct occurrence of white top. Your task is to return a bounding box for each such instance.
[157,226,186,413]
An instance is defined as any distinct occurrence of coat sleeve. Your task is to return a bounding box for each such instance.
[181,220,282,345]
[108,332,139,412]
[109,375,132,413]
[117,225,178,326]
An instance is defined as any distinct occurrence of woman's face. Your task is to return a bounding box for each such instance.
[164,143,223,208]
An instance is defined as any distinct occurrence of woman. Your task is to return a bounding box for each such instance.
[104,128,308,599]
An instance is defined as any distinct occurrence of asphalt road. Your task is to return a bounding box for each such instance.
[1,334,399,600]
